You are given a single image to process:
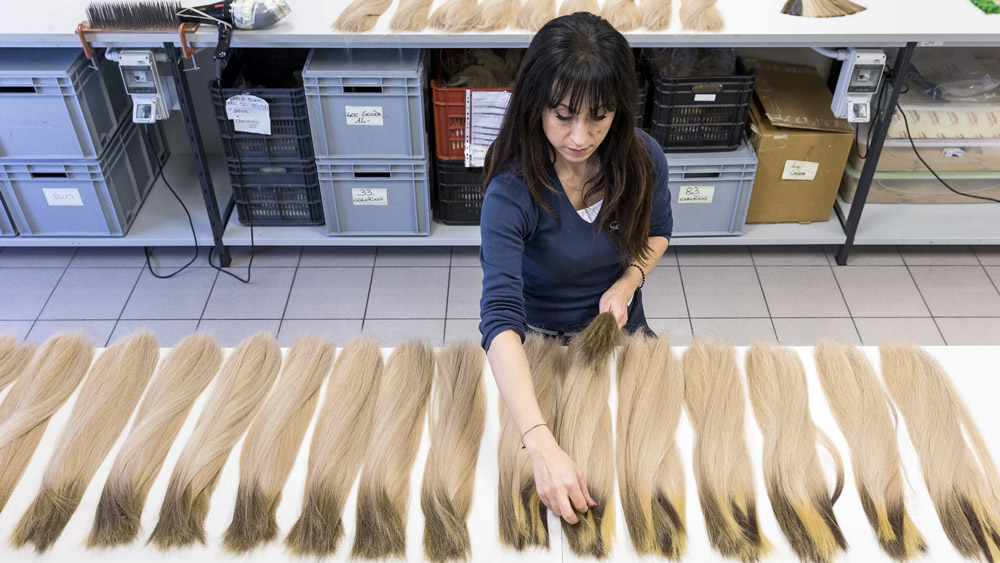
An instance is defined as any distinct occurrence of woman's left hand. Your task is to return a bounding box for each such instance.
[599,284,631,328]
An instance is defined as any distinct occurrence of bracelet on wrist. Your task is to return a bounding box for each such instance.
[627,263,646,289]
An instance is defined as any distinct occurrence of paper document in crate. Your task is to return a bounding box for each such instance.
[744,60,853,224]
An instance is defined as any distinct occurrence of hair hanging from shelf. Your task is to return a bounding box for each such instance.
[334,0,394,31]
[476,0,520,30]
[781,0,866,17]
[679,0,723,31]
[640,0,671,30]
[517,0,556,30]
[602,0,642,30]
[430,0,482,30]
[390,0,434,30]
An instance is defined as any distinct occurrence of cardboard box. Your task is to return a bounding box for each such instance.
[744,59,854,224]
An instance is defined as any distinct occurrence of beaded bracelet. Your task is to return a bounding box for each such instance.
[627,263,646,289]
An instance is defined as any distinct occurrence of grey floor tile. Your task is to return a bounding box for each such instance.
[110,320,200,347]
[773,318,860,346]
[691,318,776,345]
[444,319,481,344]
[647,318,693,346]
[0,247,76,268]
[366,267,449,319]
[299,247,376,267]
[682,267,769,318]
[675,246,753,266]
[284,267,372,319]
[936,318,1000,345]
[0,321,34,342]
[226,246,302,268]
[656,247,678,267]
[756,266,850,318]
[277,319,364,347]
[987,266,1000,291]
[196,319,280,347]
[973,246,1000,266]
[201,267,296,320]
[375,247,452,267]
[144,247,211,269]
[643,266,688,318]
[899,245,980,266]
[447,267,483,319]
[0,268,64,320]
[39,268,141,321]
[827,245,903,266]
[751,246,829,266]
[26,320,116,346]
[70,247,148,268]
[451,247,481,267]
[121,268,218,320]
[908,266,1000,317]
[361,319,444,347]
[833,266,929,317]
[853,318,945,346]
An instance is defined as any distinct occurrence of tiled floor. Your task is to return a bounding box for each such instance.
[1,244,999,347]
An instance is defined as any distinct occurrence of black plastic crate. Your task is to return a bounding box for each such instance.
[229,159,324,226]
[435,159,484,225]
[646,55,756,152]
[636,74,648,129]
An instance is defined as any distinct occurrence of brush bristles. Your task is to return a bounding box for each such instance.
[782,0,866,17]
[86,0,182,29]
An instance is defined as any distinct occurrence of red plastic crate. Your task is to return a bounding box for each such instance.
[431,79,512,161]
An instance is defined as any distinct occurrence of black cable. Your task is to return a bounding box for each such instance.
[208,196,254,283]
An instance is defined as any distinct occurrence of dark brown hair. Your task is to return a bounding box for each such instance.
[483,12,653,262]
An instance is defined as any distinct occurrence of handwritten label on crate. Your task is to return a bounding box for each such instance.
[225,95,271,135]
[677,185,715,204]
[346,106,384,126]
[466,90,511,168]
[42,188,84,207]
[781,160,819,181]
[352,188,388,206]
[694,93,717,102]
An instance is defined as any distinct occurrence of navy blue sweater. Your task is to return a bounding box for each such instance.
[478,129,673,351]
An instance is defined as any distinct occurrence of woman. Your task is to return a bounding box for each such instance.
[479,13,673,525]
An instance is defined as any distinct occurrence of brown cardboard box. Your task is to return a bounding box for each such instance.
[744,59,854,224]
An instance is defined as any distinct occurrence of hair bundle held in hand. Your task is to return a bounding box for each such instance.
[334,0,393,31]
[558,0,600,17]
[87,334,222,548]
[148,332,281,549]
[429,0,481,31]
[285,336,384,556]
[11,333,158,552]
[781,0,866,17]
[351,340,435,559]
[745,342,847,563]
[517,0,555,30]
[679,0,723,31]
[881,342,1000,561]
[421,342,487,562]
[814,342,926,560]
[556,313,621,558]
[683,340,769,562]
[616,334,685,558]
[497,334,564,549]
[0,333,93,515]
[222,337,335,553]
[0,334,35,393]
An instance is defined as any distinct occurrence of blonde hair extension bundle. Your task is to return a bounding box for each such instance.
[497,334,564,549]
[881,342,1000,561]
[0,335,35,393]
[389,0,434,30]
[602,0,641,30]
[556,313,621,558]
[87,334,222,548]
[640,0,670,30]
[148,332,281,549]
[781,0,866,17]
[350,339,435,559]
[285,336,384,556]
[475,0,519,30]
[745,342,847,563]
[616,334,686,557]
[333,0,394,31]
[0,333,93,514]
[222,337,335,553]
[679,0,723,31]
[517,0,555,30]
[558,0,600,17]
[814,342,926,560]
[429,0,481,31]
[421,342,487,562]
[11,332,159,552]
[683,340,769,562]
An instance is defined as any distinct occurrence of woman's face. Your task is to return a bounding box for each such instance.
[542,95,615,165]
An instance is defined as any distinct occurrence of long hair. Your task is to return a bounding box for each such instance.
[0,335,35,392]
[616,334,685,557]
[88,334,222,548]
[679,0,724,30]
[222,337,335,553]
[285,336,384,556]
[782,0,866,17]
[745,342,847,563]
[11,332,159,552]
[555,313,621,558]
[148,332,282,549]
[683,340,770,562]
[497,334,565,549]
[881,342,1000,560]
[483,12,654,263]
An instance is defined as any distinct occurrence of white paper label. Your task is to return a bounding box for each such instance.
[941,147,966,158]
[694,93,717,102]
[42,188,83,207]
[352,188,388,206]
[346,106,384,126]
[782,160,820,181]
[226,95,271,135]
[677,185,715,204]
[466,90,511,167]
[233,117,271,135]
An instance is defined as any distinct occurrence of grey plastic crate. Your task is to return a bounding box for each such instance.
[303,49,426,159]
[0,195,15,236]
[0,121,167,237]
[667,138,757,237]
[318,158,430,236]
[0,49,131,160]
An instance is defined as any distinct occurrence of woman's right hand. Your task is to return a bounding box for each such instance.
[523,427,597,524]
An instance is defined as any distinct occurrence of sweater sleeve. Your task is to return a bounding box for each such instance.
[478,175,535,352]
[638,129,674,240]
